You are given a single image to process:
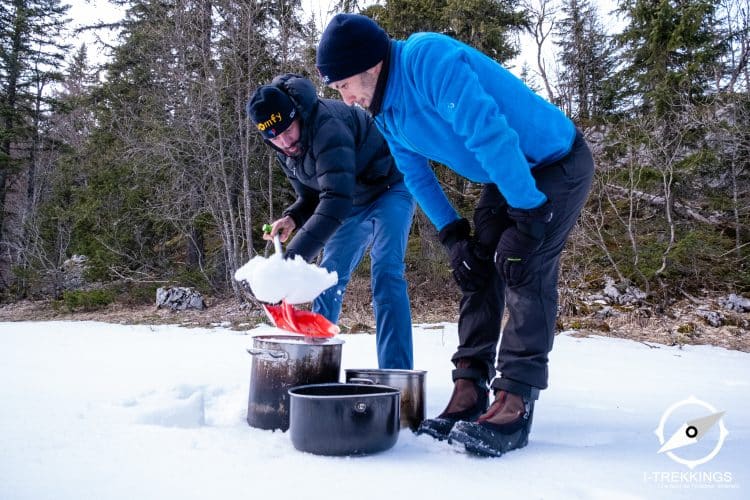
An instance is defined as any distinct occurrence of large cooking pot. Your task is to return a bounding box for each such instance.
[288,383,400,456]
[246,334,344,431]
[345,368,426,431]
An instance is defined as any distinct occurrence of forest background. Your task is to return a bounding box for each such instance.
[1,0,748,346]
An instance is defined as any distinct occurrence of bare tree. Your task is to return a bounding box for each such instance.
[523,0,558,103]
[716,0,750,92]
[700,94,750,258]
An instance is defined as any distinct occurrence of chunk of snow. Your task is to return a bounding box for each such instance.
[234,254,337,305]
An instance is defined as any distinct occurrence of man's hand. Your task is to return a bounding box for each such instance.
[494,200,553,286]
[438,218,491,293]
[263,216,297,243]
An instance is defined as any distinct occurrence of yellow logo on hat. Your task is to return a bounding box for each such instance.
[257,112,283,132]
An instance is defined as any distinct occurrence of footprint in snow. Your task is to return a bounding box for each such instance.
[121,386,207,428]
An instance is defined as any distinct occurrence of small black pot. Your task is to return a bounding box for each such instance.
[288,383,400,456]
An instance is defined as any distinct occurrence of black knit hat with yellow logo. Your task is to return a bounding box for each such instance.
[246,85,297,139]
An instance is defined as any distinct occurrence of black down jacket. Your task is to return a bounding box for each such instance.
[268,74,403,262]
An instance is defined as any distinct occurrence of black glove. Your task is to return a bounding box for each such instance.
[473,188,513,250]
[439,218,491,292]
[494,200,553,287]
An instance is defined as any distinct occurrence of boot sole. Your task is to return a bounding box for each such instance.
[448,421,529,458]
[416,418,456,441]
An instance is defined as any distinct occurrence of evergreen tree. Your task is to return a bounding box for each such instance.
[442,0,527,61]
[65,0,177,282]
[362,0,526,63]
[21,45,97,296]
[615,0,725,117]
[59,0,313,291]
[555,0,617,122]
[0,0,70,290]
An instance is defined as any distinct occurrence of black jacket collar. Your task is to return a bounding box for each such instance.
[368,41,391,117]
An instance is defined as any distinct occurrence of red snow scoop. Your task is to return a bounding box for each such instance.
[260,224,340,338]
[262,299,340,338]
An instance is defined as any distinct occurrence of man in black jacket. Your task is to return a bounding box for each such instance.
[247,74,416,369]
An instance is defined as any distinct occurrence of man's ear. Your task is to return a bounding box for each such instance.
[366,61,383,78]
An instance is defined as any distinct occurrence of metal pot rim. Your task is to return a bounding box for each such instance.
[289,383,400,399]
[251,334,345,346]
[345,368,426,377]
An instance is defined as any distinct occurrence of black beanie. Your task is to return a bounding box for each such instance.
[246,85,297,139]
[316,13,389,85]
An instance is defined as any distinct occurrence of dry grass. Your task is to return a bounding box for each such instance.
[561,305,749,352]
[336,273,460,332]
[1,275,747,353]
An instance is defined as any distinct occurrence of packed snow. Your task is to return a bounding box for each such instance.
[1,320,747,499]
[233,243,337,305]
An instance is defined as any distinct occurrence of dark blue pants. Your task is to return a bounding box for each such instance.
[313,182,416,369]
[453,131,595,395]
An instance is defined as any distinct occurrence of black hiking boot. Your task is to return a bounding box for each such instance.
[417,359,489,441]
[447,390,534,457]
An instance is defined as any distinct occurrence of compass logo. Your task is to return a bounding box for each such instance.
[655,396,729,469]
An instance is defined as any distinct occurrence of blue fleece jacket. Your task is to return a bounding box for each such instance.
[373,33,576,230]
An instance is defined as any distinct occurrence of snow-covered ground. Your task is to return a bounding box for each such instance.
[1,321,747,499]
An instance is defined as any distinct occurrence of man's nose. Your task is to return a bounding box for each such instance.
[340,91,355,106]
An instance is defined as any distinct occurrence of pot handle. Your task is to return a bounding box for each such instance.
[348,377,375,385]
[246,347,288,362]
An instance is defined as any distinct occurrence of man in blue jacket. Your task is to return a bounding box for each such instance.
[317,14,595,457]
[247,74,416,369]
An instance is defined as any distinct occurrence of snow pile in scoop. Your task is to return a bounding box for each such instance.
[234,253,337,305]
